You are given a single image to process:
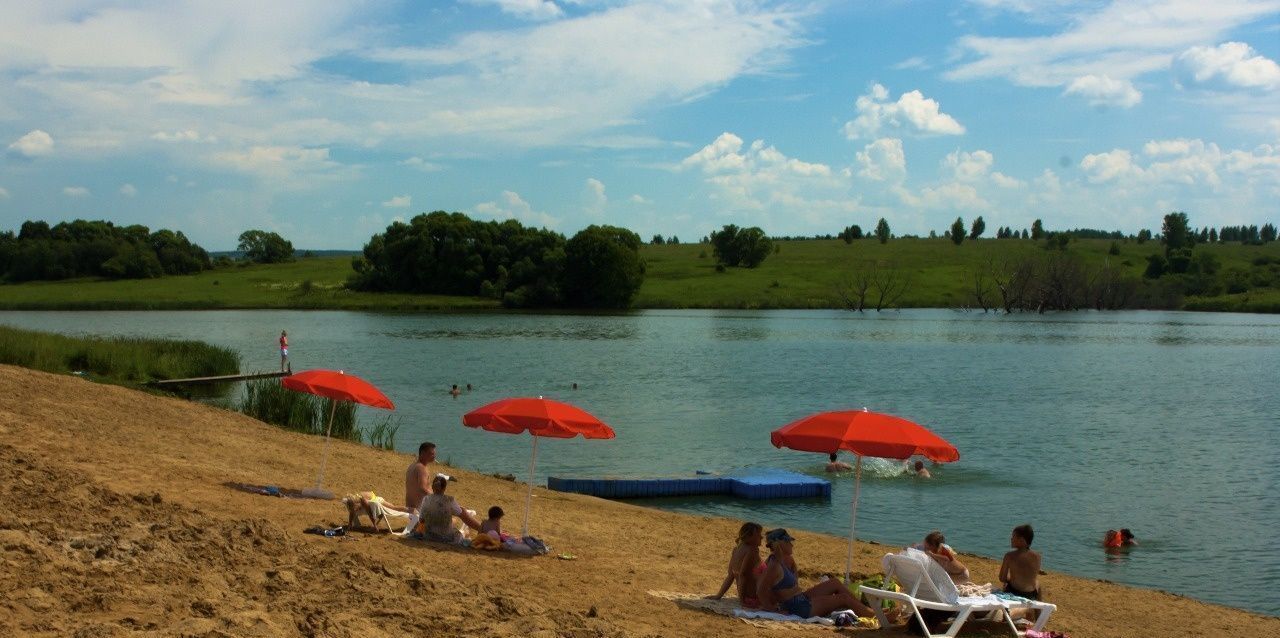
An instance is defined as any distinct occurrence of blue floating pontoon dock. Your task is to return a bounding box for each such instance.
[547,468,830,500]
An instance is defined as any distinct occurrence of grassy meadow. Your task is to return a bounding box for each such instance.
[1,238,1278,312]
[0,256,500,311]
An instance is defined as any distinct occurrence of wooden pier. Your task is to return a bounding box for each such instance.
[148,370,289,387]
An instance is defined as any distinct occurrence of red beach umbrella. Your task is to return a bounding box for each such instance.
[463,397,615,534]
[771,408,959,579]
[282,369,395,498]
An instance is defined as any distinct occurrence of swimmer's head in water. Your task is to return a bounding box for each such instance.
[914,461,925,470]
[829,452,838,462]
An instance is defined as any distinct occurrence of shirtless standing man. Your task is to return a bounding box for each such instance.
[405,441,437,512]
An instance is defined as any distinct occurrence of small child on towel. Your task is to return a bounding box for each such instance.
[481,505,513,541]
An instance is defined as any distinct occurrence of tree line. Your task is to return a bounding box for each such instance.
[0,219,211,282]
[349,211,645,308]
[0,219,309,284]
[831,211,1278,313]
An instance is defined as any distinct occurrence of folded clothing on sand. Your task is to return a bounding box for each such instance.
[304,525,346,537]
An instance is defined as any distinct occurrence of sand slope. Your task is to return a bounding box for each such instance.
[0,364,1275,637]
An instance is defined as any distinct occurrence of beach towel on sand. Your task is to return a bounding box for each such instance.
[647,591,877,630]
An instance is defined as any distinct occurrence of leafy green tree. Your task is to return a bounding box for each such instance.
[650,234,665,245]
[562,225,646,308]
[1262,223,1277,243]
[1209,228,1218,243]
[969,216,986,240]
[237,230,295,264]
[1144,253,1167,279]
[709,224,742,266]
[736,227,772,268]
[349,211,565,307]
[875,218,891,244]
[1161,212,1191,254]
[950,218,965,245]
[839,224,863,244]
[668,235,680,245]
[1031,219,1044,240]
[709,224,772,267]
[1136,229,1152,244]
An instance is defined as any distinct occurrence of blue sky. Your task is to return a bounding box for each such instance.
[1,0,1278,250]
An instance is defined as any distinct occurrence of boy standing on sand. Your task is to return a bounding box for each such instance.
[999,524,1041,600]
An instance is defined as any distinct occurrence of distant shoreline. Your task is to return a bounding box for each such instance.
[2,238,1278,313]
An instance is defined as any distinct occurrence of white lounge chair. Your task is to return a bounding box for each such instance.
[859,549,1056,638]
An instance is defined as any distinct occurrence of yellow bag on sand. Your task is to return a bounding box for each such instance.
[471,534,502,551]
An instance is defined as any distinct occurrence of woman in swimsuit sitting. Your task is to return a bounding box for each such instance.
[709,522,765,607]
[757,528,874,619]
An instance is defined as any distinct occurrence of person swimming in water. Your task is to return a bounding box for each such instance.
[825,452,852,473]
[911,460,931,478]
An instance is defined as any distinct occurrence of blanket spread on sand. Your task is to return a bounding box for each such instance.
[649,591,878,630]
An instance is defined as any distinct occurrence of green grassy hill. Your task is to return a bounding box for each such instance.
[2,239,1278,312]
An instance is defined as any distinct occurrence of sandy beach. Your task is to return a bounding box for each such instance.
[0,364,1275,637]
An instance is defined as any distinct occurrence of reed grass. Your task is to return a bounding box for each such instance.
[238,378,394,447]
[0,325,239,385]
[363,415,401,451]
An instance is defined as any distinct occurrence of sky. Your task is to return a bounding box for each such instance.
[1,0,1278,250]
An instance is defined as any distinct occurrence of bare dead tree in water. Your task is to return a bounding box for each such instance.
[835,261,875,312]
[1036,253,1088,311]
[1088,259,1139,310]
[871,263,910,311]
[986,255,1036,313]
[969,267,994,312]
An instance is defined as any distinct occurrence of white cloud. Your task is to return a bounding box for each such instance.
[948,0,1279,91]
[892,56,929,70]
[1080,149,1140,183]
[856,138,906,182]
[682,133,833,178]
[8,129,54,157]
[151,129,216,143]
[464,0,564,21]
[680,132,852,228]
[583,178,607,216]
[944,150,994,181]
[916,182,990,211]
[63,186,89,197]
[1063,74,1142,107]
[473,190,560,228]
[210,145,344,185]
[0,187,9,199]
[629,194,651,204]
[842,84,965,139]
[1173,42,1280,91]
[382,195,411,208]
[119,183,137,197]
[1144,138,1200,156]
[400,156,444,172]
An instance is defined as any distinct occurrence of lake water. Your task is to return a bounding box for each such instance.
[2,309,1277,616]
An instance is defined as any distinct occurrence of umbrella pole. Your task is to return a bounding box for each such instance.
[845,454,863,582]
[523,434,539,537]
[314,399,338,490]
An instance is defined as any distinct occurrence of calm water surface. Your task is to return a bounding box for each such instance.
[2,309,1277,616]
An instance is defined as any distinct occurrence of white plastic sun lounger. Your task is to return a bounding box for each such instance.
[859,549,1056,638]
